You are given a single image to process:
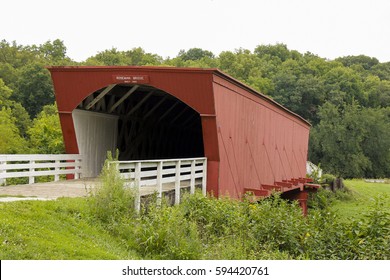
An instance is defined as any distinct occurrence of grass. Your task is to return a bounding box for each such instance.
[0,197,139,259]
[0,177,388,260]
[331,179,390,221]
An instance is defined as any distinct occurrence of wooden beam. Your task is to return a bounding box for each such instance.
[126,90,154,117]
[107,95,116,112]
[170,107,188,125]
[158,100,179,123]
[181,113,196,126]
[144,95,168,119]
[83,95,94,109]
[109,85,139,113]
[85,84,116,110]
[95,97,106,111]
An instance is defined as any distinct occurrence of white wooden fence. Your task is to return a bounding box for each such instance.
[109,157,207,210]
[0,154,83,185]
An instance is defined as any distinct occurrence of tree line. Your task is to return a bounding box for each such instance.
[1,39,389,178]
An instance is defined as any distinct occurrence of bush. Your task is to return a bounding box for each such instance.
[320,173,336,188]
[87,170,388,260]
[88,153,136,225]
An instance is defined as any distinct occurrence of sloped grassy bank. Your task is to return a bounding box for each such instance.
[1,170,389,260]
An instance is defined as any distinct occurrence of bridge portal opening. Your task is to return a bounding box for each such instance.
[72,84,204,177]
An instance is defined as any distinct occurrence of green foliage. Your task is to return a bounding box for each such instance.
[13,62,54,118]
[1,179,388,260]
[178,48,215,61]
[27,104,64,154]
[320,173,336,186]
[310,102,390,178]
[1,38,390,178]
[129,201,203,260]
[0,107,28,153]
[336,55,379,71]
[84,47,163,66]
[88,152,136,225]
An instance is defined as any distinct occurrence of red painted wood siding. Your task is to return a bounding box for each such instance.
[212,75,310,198]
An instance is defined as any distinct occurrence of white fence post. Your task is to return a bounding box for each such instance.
[0,158,6,186]
[175,160,181,205]
[54,160,60,181]
[135,185,141,213]
[202,158,207,196]
[74,158,81,179]
[113,157,207,206]
[0,154,83,185]
[157,161,163,201]
[134,162,141,188]
[29,160,35,184]
[190,159,195,194]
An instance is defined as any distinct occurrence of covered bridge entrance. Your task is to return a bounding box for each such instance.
[49,66,317,213]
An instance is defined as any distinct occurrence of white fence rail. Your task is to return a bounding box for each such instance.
[109,157,207,210]
[0,154,83,185]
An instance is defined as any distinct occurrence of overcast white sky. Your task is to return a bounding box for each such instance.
[1,0,389,62]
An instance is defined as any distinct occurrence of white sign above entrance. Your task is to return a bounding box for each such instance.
[112,75,150,84]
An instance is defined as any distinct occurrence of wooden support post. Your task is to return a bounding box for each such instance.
[202,159,207,196]
[54,160,60,181]
[190,160,195,194]
[175,160,181,205]
[29,160,35,184]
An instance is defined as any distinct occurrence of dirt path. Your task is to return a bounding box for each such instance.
[0,178,201,202]
[0,178,97,202]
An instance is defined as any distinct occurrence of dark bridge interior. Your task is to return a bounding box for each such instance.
[77,84,204,160]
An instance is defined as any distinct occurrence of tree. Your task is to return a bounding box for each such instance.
[364,75,390,108]
[323,66,366,106]
[37,39,68,64]
[124,47,162,65]
[0,107,28,154]
[309,102,371,178]
[336,55,379,71]
[13,62,54,118]
[254,43,296,63]
[85,48,129,66]
[0,78,12,106]
[178,48,214,61]
[360,107,390,178]
[0,78,31,136]
[27,104,64,154]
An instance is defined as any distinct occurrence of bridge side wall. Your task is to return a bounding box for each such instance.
[213,75,310,198]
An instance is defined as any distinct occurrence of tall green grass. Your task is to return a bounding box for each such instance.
[1,167,388,260]
[87,161,389,259]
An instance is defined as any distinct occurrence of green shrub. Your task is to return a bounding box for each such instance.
[87,169,388,260]
[130,201,202,259]
[320,173,336,188]
[88,153,136,225]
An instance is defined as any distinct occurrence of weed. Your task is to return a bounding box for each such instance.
[87,152,136,225]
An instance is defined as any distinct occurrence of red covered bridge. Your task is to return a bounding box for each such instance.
[48,66,317,213]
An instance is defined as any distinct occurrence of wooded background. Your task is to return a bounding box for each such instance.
[1,39,389,178]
